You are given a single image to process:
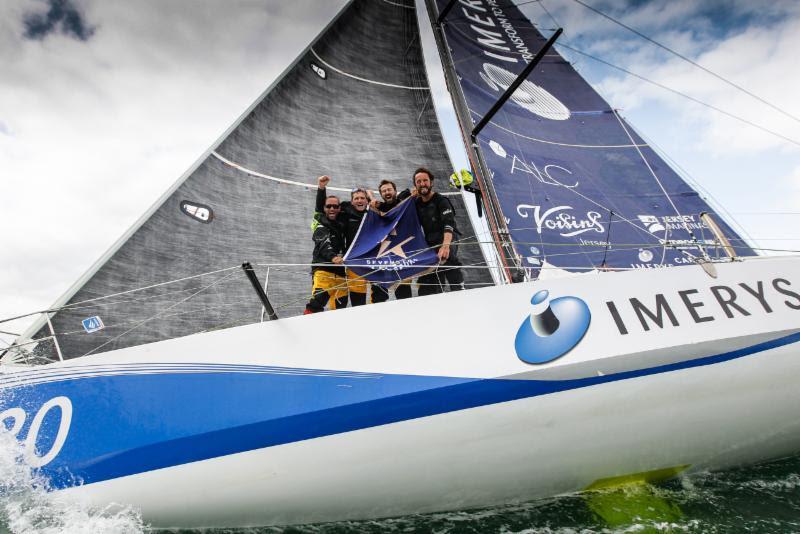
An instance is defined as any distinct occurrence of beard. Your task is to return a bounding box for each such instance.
[417,185,431,196]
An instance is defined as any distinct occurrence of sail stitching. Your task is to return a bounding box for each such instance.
[309,49,429,90]
[470,109,647,148]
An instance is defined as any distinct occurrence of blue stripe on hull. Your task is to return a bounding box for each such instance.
[3,331,799,489]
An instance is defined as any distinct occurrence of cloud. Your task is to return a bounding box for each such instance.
[0,0,348,337]
[23,0,96,41]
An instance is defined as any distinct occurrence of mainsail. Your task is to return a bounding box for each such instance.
[428,0,756,275]
[20,0,492,360]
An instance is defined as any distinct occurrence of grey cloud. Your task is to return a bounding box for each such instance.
[23,0,96,41]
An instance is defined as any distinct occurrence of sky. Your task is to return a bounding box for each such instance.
[1,0,799,345]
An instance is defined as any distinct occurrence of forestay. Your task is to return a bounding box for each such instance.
[22,0,492,360]
[430,0,755,274]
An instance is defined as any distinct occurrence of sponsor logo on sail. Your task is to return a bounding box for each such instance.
[82,315,104,333]
[515,290,591,364]
[517,205,604,237]
[311,63,327,79]
[638,249,654,263]
[180,200,214,224]
[456,0,571,121]
[489,140,507,158]
[638,214,707,235]
[638,215,665,234]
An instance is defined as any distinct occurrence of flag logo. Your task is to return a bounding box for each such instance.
[344,199,438,286]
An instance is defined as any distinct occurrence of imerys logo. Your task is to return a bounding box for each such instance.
[180,200,214,223]
[515,290,591,364]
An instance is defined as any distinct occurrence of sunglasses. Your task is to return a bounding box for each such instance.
[325,204,340,209]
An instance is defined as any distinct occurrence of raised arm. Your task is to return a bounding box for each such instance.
[315,175,330,213]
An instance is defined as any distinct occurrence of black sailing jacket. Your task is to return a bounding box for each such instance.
[311,216,346,276]
[316,188,366,248]
[415,192,459,247]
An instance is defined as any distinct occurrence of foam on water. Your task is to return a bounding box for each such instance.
[0,432,145,534]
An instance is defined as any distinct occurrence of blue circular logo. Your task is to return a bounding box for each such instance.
[514,290,591,365]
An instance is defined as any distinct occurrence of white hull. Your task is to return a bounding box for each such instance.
[2,255,800,528]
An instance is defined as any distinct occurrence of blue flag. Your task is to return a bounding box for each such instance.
[344,199,438,287]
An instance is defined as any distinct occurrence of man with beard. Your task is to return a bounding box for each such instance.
[315,175,369,306]
[304,195,348,314]
[412,167,464,296]
[369,179,415,302]
[371,179,412,213]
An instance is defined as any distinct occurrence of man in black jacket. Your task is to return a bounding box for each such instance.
[304,195,348,314]
[370,179,414,302]
[371,179,412,213]
[315,175,369,306]
[412,167,465,296]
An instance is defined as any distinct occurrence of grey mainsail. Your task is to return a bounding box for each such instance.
[21,0,492,360]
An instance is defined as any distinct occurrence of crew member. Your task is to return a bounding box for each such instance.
[412,167,464,296]
[370,179,414,302]
[370,179,412,213]
[305,195,348,314]
[316,176,369,306]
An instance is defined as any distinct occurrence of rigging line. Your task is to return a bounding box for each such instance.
[56,299,257,337]
[568,0,800,125]
[267,231,492,314]
[612,108,699,243]
[556,42,800,148]
[467,108,646,148]
[80,270,241,358]
[533,0,561,30]
[634,126,762,252]
[442,0,548,26]
[600,211,614,268]
[57,265,241,311]
[733,212,800,216]
[309,49,429,90]
[55,285,210,313]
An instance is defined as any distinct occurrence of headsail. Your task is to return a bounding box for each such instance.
[19,0,492,360]
[428,0,755,275]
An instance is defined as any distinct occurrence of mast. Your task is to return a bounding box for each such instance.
[424,0,521,284]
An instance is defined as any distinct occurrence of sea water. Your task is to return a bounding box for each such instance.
[2,440,800,534]
[0,432,144,534]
